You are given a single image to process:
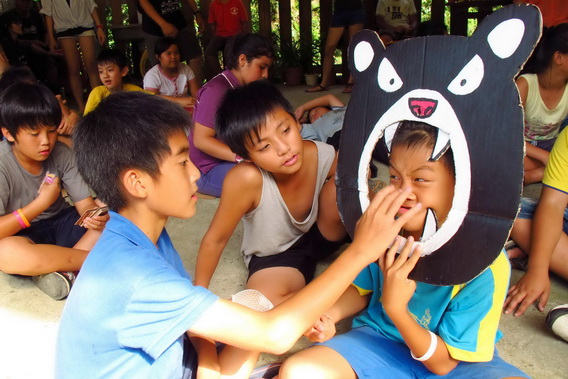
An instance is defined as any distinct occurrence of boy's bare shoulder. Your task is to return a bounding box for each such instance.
[225,162,263,190]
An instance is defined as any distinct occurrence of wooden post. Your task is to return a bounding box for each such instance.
[279,0,292,49]
[258,0,271,37]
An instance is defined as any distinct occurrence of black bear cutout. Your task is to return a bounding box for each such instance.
[337,4,541,285]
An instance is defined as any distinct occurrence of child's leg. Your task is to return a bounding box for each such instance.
[279,345,356,379]
[59,37,86,111]
[246,267,305,306]
[218,346,261,379]
[0,236,88,275]
[317,178,347,242]
[77,35,102,90]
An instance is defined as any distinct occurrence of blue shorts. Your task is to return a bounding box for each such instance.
[319,326,529,379]
[330,9,365,28]
[518,197,568,234]
[196,162,236,197]
[15,207,87,247]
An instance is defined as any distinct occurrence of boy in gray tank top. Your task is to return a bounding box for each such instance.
[195,81,349,308]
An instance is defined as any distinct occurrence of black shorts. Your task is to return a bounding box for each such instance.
[247,224,347,283]
[15,207,86,247]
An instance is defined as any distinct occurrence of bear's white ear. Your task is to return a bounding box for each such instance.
[488,18,525,59]
[354,41,374,72]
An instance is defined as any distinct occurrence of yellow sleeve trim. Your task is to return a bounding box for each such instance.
[352,283,372,296]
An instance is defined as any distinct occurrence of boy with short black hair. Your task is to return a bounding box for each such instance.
[83,48,149,115]
[195,81,347,306]
[56,90,420,378]
[279,120,528,379]
[0,82,107,300]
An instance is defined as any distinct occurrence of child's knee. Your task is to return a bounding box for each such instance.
[280,354,324,379]
[0,237,32,274]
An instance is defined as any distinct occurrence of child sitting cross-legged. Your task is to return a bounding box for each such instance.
[195,81,348,306]
[84,48,150,115]
[0,82,108,300]
[279,120,529,379]
[55,91,421,378]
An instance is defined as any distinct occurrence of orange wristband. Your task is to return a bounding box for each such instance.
[13,209,31,229]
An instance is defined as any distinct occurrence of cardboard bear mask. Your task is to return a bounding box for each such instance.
[336,5,541,285]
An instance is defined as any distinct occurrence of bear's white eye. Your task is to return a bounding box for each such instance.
[377,58,403,92]
[447,55,484,95]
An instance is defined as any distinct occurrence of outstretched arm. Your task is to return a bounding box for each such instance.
[194,165,260,287]
[504,186,567,316]
[190,186,422,354]
[294,94,345,121]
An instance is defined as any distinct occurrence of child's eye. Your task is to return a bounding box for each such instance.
[180,159,189,166]
[415,178,427,183]
[389,175,399,181]
[258,144,270,152]
[48,128,57,133]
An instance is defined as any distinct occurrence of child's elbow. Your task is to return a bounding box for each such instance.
[427,360,459,376]
[263,320,298,355]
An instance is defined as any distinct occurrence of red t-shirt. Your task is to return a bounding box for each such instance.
[208,0,248,37]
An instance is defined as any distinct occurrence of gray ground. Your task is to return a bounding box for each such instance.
[0,85,567,378]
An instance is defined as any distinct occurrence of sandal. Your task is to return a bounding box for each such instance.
[306,84,327,93]
[342,83,354,94]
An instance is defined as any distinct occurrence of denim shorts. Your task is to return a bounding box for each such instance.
[330,9,365,28]
[15,207,86,247]
[319,326,529,379]
[517,197,568,234]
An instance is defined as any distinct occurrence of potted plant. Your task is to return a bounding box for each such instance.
[303,38,321,86]
[278,37,319,86]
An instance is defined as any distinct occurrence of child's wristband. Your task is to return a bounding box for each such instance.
[96,24,103,29]
[13,209,31,229]
[411,331,437,361]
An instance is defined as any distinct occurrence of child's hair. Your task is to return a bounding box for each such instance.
[73,92,190,211]
[0,81,61,142]
[216,80,294,160]
[523,23,568,74]
[307,106,332,123]
[0,66,37,94]
[224,33,275,70]
[97,48,128,69]
[416,19,448,36]
[391,120,455,176]
[155,37,178,58]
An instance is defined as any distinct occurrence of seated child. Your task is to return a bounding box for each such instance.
[280,121,529,379]
[143,37,199,110]
[0,82,108,300]
[504,126,568,318]
[56,91,421,378]
[84,48,150,115]
[294,93,346,151]
[375,0,418,44]
[195,81,347,306]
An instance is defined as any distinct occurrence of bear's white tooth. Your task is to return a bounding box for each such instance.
[431,129,451,161]
[384,123,398,153]
[421,208,438,241]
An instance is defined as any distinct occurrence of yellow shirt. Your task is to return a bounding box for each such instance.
[84,84,151,115]
[543,126,568,194]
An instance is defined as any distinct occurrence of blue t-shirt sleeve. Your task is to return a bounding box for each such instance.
[438,254,509,362]
[118,267,218,360]
[353,263,377,294]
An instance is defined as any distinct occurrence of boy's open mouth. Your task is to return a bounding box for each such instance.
[357,89,471,256]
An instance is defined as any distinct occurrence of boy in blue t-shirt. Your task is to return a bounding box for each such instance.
[56,91,422,378]
[0,82,107,300]
[279,121,529,379]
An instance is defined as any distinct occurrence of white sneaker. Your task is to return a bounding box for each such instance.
[546,304,568,343]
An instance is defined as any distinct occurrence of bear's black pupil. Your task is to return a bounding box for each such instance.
[460,79,467,86]
[389,78,395,85]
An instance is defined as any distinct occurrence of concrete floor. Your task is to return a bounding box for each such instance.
[1,85,568,378]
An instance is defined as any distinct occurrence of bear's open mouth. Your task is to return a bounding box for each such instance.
[356,89,471,256]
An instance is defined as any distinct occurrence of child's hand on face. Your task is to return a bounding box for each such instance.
[36,175,60,208]
[304,313,336,343]
[351,186,422,263]
[379,236,422,318]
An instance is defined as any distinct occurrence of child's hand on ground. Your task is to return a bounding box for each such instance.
[380,236,422,317]
[351,185,422,263]
[503,269,550,317]
[304,313,336,343]
[36,175,60,208]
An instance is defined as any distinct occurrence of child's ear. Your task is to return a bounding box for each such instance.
[2,127,15,143]
[121,66,129,77]
[238,53,247,67]
[121,169,148,199]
